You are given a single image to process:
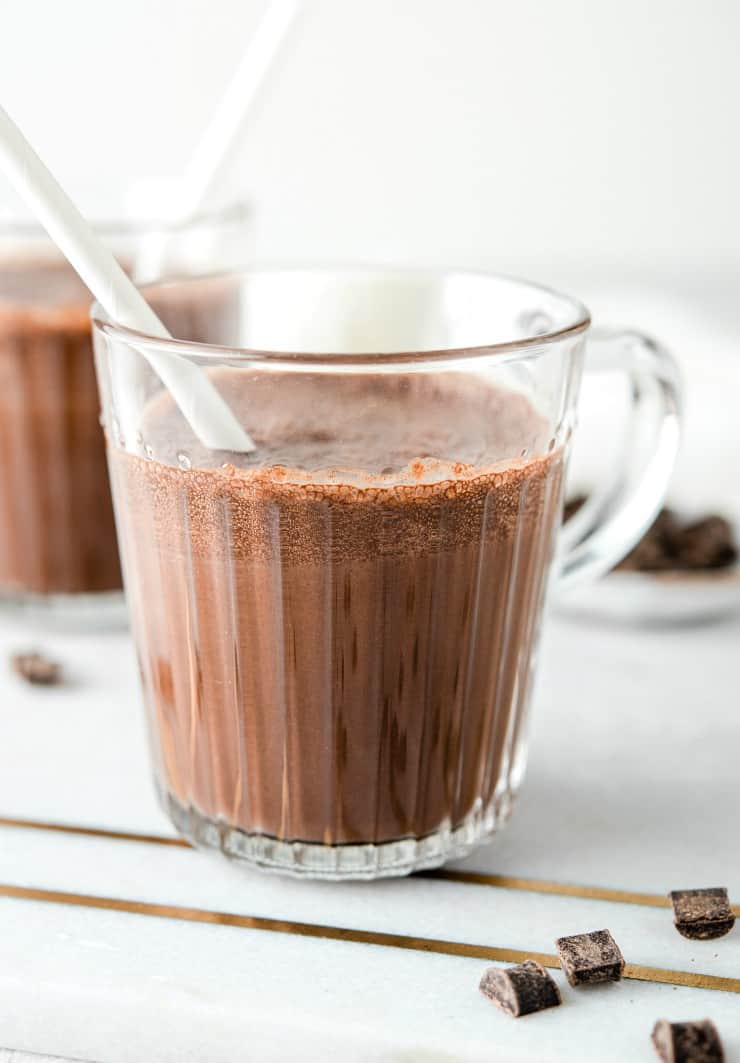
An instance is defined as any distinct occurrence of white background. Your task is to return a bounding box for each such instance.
[1,0,738,269]
[1,0,738,509]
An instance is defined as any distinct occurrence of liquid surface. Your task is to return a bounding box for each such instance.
[140,366,552,480]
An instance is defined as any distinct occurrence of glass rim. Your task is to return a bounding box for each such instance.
[91,265,592,367]
[0,201,250,241]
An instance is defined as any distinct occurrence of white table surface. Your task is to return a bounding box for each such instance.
[1,275,739,1062]
[0,602,738,1063]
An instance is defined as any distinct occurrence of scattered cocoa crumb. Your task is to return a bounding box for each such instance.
[11,651,61,686]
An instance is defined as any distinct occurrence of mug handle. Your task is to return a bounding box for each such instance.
[557,326,682,590]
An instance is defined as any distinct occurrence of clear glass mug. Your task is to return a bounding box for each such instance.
[0,205,249,625]
[92,268,680,879]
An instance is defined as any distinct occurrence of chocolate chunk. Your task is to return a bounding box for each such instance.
[563,499,739,575]
[11,651,61,686]
[555,928,625,986]
[608,505,737,573]
[618,508,682,572]
[670,888,735,941]
[479,959,561,1017]
[673,516,738,570]
[563,494,587,523]
[651,1019,724,1062]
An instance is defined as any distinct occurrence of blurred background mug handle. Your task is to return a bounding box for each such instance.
[558,326,682,590]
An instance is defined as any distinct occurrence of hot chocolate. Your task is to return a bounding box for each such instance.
[110,368,564,852]
[0,258,121,596]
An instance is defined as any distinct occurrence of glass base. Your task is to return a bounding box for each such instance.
[0,588,128,631]
[160,785,516,881]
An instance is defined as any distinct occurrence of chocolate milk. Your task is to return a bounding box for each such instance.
[110,369,564,848]
[0,259,121,595]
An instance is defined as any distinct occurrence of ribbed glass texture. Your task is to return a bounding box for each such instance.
[109,433,565,878]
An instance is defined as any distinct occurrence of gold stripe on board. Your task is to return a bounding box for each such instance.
[0,883,738,995]
[420,869,673,909]
[0,816,189,848]
[1,816,739,918]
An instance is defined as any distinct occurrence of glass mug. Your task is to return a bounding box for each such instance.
[92,269,680,879]
[0,205,249,625]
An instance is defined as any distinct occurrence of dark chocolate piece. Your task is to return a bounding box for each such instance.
[11,651,61,686]
[674,516,738,570]
[651,1019,724,1062]
[555,928,625,986]
[618,508,681,572]
[479,959,561,1017]
[562,497,739,574]
[563,494,587,523]
[670,888,735,941]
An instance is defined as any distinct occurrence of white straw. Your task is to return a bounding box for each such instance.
[173,0,301,219]
[0,104,255,453]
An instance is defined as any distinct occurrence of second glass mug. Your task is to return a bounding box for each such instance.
[0,205,249,623]
[92,268,680,879]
